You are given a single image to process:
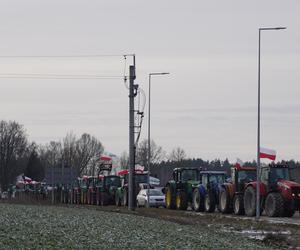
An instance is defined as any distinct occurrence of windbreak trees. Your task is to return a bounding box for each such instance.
[0,120,28,191]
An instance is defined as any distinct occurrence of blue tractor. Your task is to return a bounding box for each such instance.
[192,171,227,212]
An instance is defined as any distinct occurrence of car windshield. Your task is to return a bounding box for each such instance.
[135,174,148,184]
[270,168,290,181]
[149,189,163,196]
[105,177,121,186]
[209,174,225,184]
[182,170,198,181]
[238,171,256,183]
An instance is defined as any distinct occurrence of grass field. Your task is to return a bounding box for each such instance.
[0,203,287,249]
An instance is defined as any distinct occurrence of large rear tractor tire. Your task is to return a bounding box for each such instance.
[204,193,216,213]
[192,189,204,212]
[265,192,284,217]
[165,187,176,209]
[233,194,245,215]
[244,186,256,217]
[122,189,128,207]
[115,193,121,206]
[283,202,295,217]
[176,191,188,210]
[101,192,108,206]
[219,188,232,214]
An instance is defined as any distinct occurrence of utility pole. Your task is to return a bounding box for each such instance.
[128,60,137,211]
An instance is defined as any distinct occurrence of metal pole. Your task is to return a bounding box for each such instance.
[128,65,136,211]
[147,74,151,208]
[256,27,286,220]
[256,29,261,220]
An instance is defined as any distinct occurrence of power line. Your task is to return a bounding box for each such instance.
[0,54,133,58]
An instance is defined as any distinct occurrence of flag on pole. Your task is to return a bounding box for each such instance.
[260,147,276,161]
[236,158,244,168]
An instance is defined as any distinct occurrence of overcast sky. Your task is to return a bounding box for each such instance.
[0,0,299,162]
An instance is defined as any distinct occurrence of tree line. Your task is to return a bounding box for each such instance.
[1,119,299,191]
[0,120,104,191]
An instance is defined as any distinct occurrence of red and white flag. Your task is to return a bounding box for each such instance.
[236,158,244,168]
[260,147,276,161]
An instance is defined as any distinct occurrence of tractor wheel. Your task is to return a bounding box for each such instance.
[244,186,256,216]
[283,202,295,217]
[265,193,284,217]
[204,193,216,213]
[96,190,100,206]
[87,191,90,205]
[233,194,245,215]
[192,189,204,212]
[176,191,188,210]
[123,189,128,207]
[165,187,176,209]
[101,192,108,206]
[115,194,121,206]
[219,188,232,214]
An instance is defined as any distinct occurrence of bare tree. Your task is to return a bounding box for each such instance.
[0,121,28,191]
[75,133,104,175]
[169,147,187,162]
[119,151,129,169]
[62,132,77,169]
[136,139,165,169]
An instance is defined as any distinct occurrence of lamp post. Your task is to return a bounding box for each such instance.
[256,27,286,220]
[147,72,169,207]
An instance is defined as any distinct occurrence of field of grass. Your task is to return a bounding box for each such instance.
[0,203,285,249]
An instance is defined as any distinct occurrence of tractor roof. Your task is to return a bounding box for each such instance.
[200,171,227,175]
[267,163,289,168]
[117,169,148,176]
[173,167,201,172]
[234,164,256,171]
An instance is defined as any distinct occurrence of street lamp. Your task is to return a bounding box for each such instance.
[147,72,170,208]
[256,27,286,220]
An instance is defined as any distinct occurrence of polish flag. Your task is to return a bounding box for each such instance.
[236,158,244,168]
[100,155,112,161]
[260,147,276,161]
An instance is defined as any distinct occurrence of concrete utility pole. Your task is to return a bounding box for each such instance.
[128,61,136,211]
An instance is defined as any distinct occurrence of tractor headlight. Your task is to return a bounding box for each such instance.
[292,193,295,197]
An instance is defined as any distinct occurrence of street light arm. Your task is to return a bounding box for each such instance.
[259,27,287,31]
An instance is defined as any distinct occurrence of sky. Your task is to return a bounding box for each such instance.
[0,0,299,162]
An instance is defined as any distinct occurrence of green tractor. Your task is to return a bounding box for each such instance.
[94,175,121,205]
[165,168,201,210]
[115,169,149,206]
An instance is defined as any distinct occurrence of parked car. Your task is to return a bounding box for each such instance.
[136,189,165,208]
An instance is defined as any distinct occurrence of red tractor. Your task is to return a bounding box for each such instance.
[219,164,256,215]
[244,163,300,217]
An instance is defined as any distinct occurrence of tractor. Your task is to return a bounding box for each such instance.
[192,171,227,212]
[219,164,256,215]
[72,177,85,204]
[94,175,121,205]
[165,168,201,210]
[244,163,300,217]
[115,169,148,206]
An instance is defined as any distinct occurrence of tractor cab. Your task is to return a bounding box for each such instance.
[200,171,226,189]
[231,165,256,193]
[261,163,290,190]
[173,168,200,183]
[102,175,121,189]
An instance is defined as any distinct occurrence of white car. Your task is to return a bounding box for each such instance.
[136,189,165,208]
